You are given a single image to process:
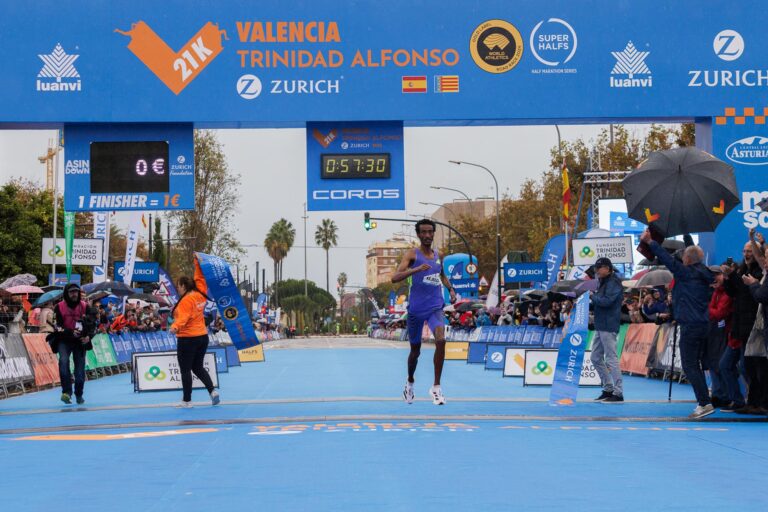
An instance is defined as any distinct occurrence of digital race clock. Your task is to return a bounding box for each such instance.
[321,153,391,179]
[90,141,170,193]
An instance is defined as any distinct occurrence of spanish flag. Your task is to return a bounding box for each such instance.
[402,76,427,93]
[561,161,571,222]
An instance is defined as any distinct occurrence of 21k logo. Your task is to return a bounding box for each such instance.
[116,21,226,95]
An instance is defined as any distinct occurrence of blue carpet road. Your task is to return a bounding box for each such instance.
[1,339,766,512]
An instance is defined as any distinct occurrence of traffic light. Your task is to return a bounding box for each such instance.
[364,212,371,230]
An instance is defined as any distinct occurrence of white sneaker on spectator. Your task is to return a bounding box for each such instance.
[210,391,221,406]
[688,404,714,419]
[430,386,446,405]
[176,401,193,408]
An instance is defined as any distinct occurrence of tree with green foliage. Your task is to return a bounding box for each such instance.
[264,218,296,306]
[168,130,244,277]
[314,218,338,293]
[451,124,695,272]
[0,179,94,284]
[274,279,336,332]
[151,216,165,265]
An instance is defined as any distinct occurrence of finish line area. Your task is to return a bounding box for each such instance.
[2,339,766,512]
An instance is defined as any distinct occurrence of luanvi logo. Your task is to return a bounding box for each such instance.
[610,41,652,88]
[37,43,81,92]
[116,21,227,95]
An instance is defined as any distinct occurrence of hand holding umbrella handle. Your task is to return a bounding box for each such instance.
[639,229,652,245]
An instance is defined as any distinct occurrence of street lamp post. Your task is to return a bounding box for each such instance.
[429,185,475,217]
[449,160,502,303]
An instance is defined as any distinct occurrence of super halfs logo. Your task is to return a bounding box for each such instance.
[116,21,226,94]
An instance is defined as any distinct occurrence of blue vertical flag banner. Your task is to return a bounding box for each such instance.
[195,252,260,350]
[537,235,566,290]
[549,292,589,406]
[157,266,179,307]
[64,211,75,281]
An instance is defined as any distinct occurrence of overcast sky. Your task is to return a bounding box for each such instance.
[0,123,668,296]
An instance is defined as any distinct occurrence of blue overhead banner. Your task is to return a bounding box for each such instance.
[195,252,260,350]
[549,293,589,406]
[1,1,766,126]
[63,123,195,211]
[712,108,768,263]
[306,121,404,211]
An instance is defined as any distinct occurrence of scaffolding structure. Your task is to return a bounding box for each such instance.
[582,170,631,228]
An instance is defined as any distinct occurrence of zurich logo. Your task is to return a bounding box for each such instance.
[491,351,503,363]
[570,333,583,347]
[237,74,262,99]
[713,29,744,61]
[506,268,517,278]
[726,136,768,166]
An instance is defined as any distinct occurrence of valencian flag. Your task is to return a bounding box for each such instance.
[402,76,427,93]
[561,161,571,222]
[434,75,459,93]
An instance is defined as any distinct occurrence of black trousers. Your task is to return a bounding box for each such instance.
[176,335,215,402]
[744,356,768,408]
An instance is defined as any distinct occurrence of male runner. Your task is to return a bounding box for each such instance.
[392,219,456,405]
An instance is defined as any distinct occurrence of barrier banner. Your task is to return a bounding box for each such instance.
[467,342,487,364]
[21,334,60,387]
[485,343,512,370]
[646,323,673,370]
[133,351,218,392]
[549,293,590,405]
[90,334,118,368]
[209,346,229,373]
[110,333,132,364]
[525,349,601,387]
[616,324,629,356]
[0,334,34,385]
[658,325,682,371]
[503,348,527,377]
[238,344,265,362]
[619,323,658,376]
[445,342,469,360]
[224,344,241,366]
[196,252,260,350]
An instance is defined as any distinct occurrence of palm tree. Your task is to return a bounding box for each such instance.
[337,271,348,316]
[264,218,296,305]
[314,219,338,293]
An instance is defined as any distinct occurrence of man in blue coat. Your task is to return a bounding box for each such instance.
[641,229,714,419]
[590,257,625,402]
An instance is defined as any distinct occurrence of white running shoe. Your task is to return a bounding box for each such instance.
[176,401,193,408]
[688,404,715,419]
[210,390,221,406]
[430,386,446,405]
[403,382,415,404]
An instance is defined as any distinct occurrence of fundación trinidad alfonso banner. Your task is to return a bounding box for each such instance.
[549,292,589,406]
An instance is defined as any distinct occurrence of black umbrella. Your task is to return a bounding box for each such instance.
[623,147,739,237]
[82,280,135,297]
[549,280,581,294]
[127,293,170,306]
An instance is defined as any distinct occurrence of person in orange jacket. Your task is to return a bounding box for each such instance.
[169,257,220,408]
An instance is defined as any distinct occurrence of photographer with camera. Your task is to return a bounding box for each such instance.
[50,283,97,405]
